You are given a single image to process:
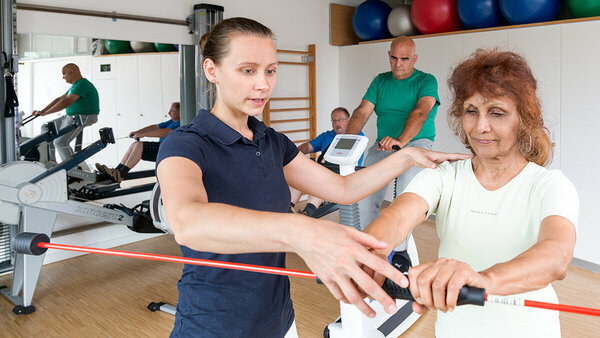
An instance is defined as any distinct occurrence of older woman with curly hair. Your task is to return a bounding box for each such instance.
[364,49,578,337]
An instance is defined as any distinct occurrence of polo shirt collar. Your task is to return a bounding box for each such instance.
[192,109,267,145]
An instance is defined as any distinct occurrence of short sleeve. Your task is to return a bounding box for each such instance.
[158,120,170,129]
[156,130,207,172]
[69,81,86,97]
[402,163,448,217]
[278,132,300,166]
[309,132,327,152]
[362,74,383,105]
[538,171,579,231]
[417,74,440,103]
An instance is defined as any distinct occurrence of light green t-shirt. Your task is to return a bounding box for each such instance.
[363,69,439,143]
[66,78,99,115]
[404,159,579,338]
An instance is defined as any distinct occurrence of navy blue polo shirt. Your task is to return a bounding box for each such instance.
[156,109,299,338]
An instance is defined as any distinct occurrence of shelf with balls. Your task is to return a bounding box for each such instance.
[95,39,180,56]
[330,0,600,46]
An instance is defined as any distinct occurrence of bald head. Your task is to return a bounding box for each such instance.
[62,63,82,84]
[388,36,418,80]
[390,36,415,51]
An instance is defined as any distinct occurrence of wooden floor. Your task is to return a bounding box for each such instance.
[1,215,599,337]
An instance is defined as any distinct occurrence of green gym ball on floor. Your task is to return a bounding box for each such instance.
[568,0,600,18]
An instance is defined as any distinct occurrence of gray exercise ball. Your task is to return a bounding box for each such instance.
[130,41,156,53]
[387,5,419,37]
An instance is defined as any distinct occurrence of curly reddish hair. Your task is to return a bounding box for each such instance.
[447,49,552,166]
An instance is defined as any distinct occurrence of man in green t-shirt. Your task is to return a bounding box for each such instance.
[347,36,440,250]
[33,63,99,162]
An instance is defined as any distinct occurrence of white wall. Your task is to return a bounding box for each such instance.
[340,21,600,265]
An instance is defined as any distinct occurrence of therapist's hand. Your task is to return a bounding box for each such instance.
[400,147,472,169]
[292,218,408,318]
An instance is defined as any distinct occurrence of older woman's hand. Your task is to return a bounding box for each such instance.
[407,258,489,313]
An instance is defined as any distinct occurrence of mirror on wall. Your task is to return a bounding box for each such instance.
[16,33,185,170]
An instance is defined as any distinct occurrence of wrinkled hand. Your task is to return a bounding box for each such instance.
[295,219,408,318]
[401,147,472,169]
[378,136,403,151]
[407,258,488,313]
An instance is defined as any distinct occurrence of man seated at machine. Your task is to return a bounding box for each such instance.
[32,63,99,163]
[96,102,180,182]
[289,107,364,216]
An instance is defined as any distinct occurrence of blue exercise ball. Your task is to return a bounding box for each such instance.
[457,0,504,29]
[352,0,392,41]
[499,0,561,24]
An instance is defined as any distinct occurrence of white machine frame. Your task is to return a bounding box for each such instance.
[323,134,421,337]
[324,134,369,176]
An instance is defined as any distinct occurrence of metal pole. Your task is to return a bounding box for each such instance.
[180,46,197,125]
[1,0,18,164]
[180,3,223,125]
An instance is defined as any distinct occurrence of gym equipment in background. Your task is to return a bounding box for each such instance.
[104,40,133,54]
[568,0,600,18]
[387,5,419,37]
[457,0,504,29]
[352,0,392,41]
[130,41,156,53]
[499,0,561,25]
[154,43,178,52]
[0,128,162,315]
[411,0,462,34]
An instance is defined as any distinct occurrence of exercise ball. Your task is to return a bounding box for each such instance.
[130,41,156,53]
[387,5,419,36]
[499,0,561,24]
[104,40,133,54]
[411,0,462,34]
[568,0,600,18]
[457,0,504,29]
[352,0,392,41]
[154,43,178,52]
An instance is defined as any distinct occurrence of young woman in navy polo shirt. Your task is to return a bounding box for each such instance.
[156,17,470,338]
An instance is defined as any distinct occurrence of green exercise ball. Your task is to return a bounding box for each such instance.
[104,40,134,54]
[568,0,600,17]
[154,43,178,52]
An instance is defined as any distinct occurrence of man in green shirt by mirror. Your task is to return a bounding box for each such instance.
[33,63,99,162]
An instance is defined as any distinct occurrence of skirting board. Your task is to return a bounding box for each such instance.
[571,258,600,274]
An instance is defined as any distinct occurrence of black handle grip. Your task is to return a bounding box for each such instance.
[316,275,484,306]
[381,279,485,306]
[377,142,401,151]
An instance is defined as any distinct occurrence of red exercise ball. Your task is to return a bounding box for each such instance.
[411,0,462,34]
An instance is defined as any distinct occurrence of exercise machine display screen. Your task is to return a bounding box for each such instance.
[334,138,357,150]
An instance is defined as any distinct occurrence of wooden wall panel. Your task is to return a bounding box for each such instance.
[330,4,359,46]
